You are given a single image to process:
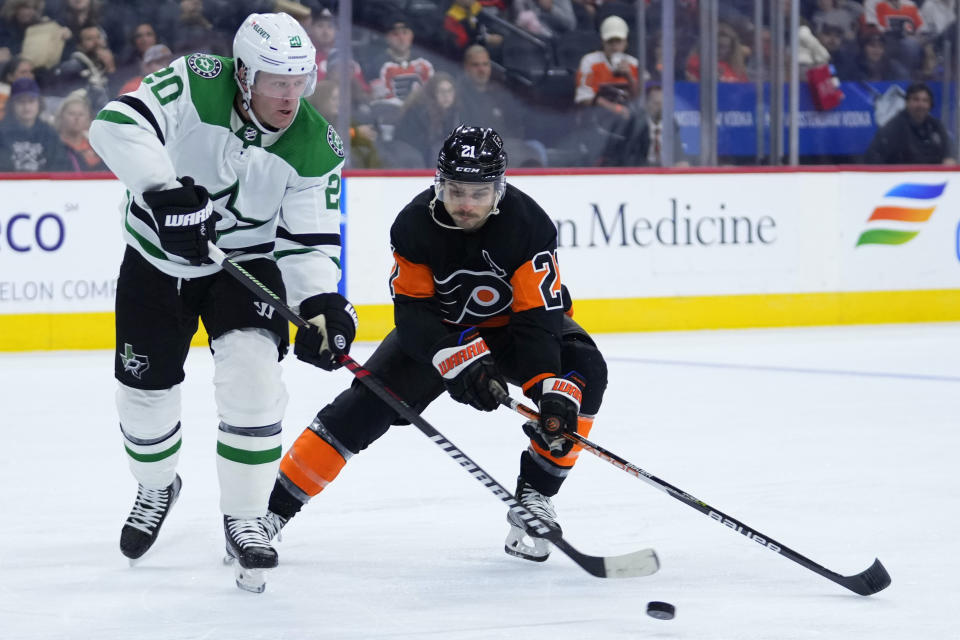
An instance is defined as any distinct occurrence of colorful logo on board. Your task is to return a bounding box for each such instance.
[856,182,946,247]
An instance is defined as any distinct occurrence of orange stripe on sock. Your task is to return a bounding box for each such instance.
[530,416,595,467]
[576,416,595,438]
[279,429,347,497]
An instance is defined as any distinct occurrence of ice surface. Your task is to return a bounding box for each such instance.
[2,324,958,639]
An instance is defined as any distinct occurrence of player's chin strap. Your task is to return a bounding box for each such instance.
[241,93,299,134]
[237,81,299,135]
[241,96,269,133]
[428,193,501,231]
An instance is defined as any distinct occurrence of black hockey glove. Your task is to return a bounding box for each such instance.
[523,374,583,456]
[431,328,506,412]
[294,293,359,371]
[142,176,219,264]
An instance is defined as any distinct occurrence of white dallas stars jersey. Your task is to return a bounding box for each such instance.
[89,53,345,309]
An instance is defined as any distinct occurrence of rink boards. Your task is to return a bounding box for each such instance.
[2,168,959,350]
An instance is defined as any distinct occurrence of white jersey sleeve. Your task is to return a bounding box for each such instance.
[88,53,346,302]
[275,153,344,310]
[89,60,190,197]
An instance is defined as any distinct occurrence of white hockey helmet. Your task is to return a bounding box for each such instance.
[233,12,317,102]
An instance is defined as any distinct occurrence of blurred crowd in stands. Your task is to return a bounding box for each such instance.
[0,0,955,172]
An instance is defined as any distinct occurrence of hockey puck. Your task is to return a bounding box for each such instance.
[646,601,675,620]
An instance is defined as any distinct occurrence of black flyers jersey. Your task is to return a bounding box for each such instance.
[389,183,564,391]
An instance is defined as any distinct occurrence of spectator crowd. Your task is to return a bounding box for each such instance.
[0,0,955,171]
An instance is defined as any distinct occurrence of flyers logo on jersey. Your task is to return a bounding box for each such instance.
[434,269,512,324]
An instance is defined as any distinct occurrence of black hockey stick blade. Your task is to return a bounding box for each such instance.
[836,558,891,596]
[206,243,659,579]
[499,393,891,596]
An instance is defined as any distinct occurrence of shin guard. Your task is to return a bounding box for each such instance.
[277,417,350,502]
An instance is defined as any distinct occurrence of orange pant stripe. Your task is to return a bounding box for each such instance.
[279,429,347,497]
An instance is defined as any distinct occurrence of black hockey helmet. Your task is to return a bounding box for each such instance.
[436,125,507,183]
[431,125,509,230]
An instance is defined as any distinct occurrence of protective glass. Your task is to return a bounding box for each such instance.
[252,71,314,99]
[435,178,502,207]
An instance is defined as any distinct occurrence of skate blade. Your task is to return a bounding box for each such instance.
[234,565,266,593]
[504,525,551,562]
[224,550,269,592]
[504,543,550,562]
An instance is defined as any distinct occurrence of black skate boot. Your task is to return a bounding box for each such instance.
[261,510,289,543]
[223,515,278,593]
[120,474,182,562]
[504,477,560,562]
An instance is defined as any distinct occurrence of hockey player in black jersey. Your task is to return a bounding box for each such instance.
[265,125,608,562]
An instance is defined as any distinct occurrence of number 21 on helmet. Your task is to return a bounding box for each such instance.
[434,125,508,223]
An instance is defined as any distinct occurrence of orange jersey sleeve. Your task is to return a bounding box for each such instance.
[510,251,562,313]
[390,251,434,299]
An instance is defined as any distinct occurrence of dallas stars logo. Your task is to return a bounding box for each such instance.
[187,54,222,78]
[210,181,269,236]
[289,35,302,48]
[120,343,150,379]
[327,125,344,158]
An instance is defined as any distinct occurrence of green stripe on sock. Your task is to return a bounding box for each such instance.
[125,439,181,463]
[217,442,282,465]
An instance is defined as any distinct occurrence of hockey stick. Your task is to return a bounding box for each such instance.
[498,394,891,596]
[206,243,659,579]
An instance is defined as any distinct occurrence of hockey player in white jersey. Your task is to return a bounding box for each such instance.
[89,12,358,593]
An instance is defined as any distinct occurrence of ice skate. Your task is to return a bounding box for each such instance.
[120,474,182,562]
[261,510,288,543]
[223,515,278,593]
[504,477,560,562]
